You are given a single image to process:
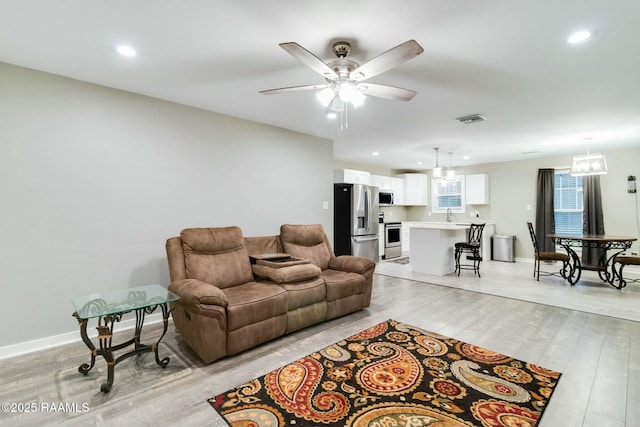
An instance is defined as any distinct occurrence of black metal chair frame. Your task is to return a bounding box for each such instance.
[454,223,485,277]
[527,222,570,281]
[613,255,640,289]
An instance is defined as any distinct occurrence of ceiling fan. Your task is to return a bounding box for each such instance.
[260,40,424,123]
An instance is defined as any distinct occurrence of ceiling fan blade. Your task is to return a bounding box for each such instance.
[259,84,329,95]
[350,40,424,81]
[358,83,417,101]
[279,42,339,80]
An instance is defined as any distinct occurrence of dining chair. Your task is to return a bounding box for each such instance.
[455,223,486,277]
[526,222,570,281]
[613,255,640,289]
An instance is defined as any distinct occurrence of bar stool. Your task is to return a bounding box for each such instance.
[454,223,486,277]
[613,255,640,289]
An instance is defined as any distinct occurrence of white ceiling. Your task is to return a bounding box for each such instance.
[2,0,639,170]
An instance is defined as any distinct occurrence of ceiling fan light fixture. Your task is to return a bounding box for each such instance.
[350,89,366,108]
[328,96,345,112]
[316,87,335,107]
[338,82,358,103]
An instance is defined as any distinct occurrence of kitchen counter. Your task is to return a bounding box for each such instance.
[407,221,495,275]
[409,225,468,275]
[409,222,469,230]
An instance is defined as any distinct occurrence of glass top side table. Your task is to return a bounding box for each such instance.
[71,284,180,392]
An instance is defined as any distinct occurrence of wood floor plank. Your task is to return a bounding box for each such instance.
[627,322,640,426]
[583,317,630,425]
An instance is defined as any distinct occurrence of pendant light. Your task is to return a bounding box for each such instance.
[445,152,456,181]
[432,147,443,179]
[570,138,608,176]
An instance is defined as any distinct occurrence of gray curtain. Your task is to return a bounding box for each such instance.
[535,168,555,251]
[582,175,605,265]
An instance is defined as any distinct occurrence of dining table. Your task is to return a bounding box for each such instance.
[547,233,637,288]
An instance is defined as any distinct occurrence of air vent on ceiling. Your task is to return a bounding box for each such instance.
[456,114,486,124]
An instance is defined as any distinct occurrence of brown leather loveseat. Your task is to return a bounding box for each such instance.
[166,224,375,363]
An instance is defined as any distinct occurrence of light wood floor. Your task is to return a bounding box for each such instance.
[1,260,639,426]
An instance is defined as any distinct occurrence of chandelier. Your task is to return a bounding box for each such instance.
[570,152,608,176]
[570,138,608,176]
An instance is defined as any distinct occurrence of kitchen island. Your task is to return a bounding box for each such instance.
[409,223,469,275]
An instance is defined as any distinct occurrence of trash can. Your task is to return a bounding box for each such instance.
[492,235,515,262]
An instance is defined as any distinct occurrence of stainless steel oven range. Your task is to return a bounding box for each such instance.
[384,222,402,259]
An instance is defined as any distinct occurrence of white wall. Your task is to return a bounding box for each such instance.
[0,62,334,349]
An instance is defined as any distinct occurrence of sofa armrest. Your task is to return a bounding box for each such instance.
[252,263,321,284]
[329,255,376,274]
[169,278,228,310]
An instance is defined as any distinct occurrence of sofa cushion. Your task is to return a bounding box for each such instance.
[244,235,283,257]
[252,263,321,284]
[278,277,326,310]
[222,281,288,331]
[280,224,333,270]
[181,226,253,289]
[329,255,376,275]
[321,269,365,301]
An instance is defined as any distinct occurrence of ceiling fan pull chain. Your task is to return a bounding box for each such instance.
[341,103,349,131]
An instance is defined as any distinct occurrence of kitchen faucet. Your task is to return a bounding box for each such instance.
[446,208,452,222]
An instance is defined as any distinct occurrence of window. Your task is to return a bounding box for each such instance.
[431,175,465,213]
[554,171,583,235]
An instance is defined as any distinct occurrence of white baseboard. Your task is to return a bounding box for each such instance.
[0,313,164,361]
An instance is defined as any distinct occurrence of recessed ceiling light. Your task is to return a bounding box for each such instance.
[116,45,137,57]
[568,30,592,45]
[372,152,379,156]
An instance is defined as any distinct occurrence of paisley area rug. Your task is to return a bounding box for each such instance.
[209,319,561,427]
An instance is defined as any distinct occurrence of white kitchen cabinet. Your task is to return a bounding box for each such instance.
[466,174,490,205]
[395,173,428,206]
[370,174,392,190]
[334,169,370,185]
[378,229,385,258]
[391,177,405,205]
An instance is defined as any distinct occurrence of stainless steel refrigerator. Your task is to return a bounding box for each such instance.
[334,183,379,262]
